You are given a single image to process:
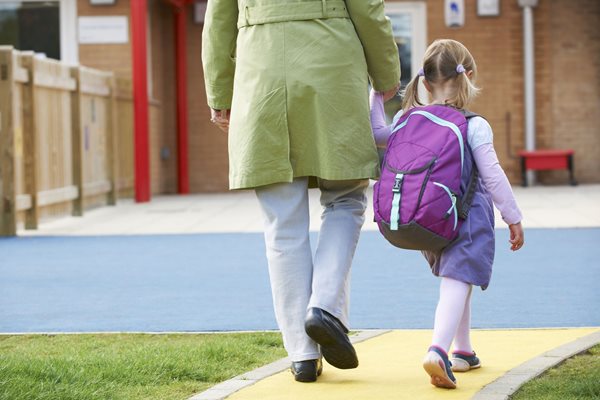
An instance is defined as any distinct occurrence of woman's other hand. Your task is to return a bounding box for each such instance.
[210,109,230,133]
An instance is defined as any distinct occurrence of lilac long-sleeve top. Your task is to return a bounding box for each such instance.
[370,91,522,225]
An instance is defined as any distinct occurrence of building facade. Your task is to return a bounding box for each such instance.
[1,0,598,196]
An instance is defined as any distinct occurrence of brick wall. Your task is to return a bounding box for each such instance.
[149,0,177,194]
[414,0,527,182]
[79,0,599,194]
[187,8,230,192]
[395,0,599,185]
[77,0,132,79]
[547,0,600,183]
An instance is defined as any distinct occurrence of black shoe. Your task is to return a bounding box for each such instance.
[291,358,323,382]
[304,307,358,369]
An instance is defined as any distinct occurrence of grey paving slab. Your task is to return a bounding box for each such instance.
[18,184,600,236]
[472,330,600,400]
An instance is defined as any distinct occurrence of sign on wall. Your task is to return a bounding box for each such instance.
[445,0,465,28]
[78,16,129,44]
[477,0,500,16]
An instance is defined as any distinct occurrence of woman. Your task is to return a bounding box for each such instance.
[202,0,400,382]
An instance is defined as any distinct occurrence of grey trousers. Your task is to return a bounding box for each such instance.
[255,178,368,361]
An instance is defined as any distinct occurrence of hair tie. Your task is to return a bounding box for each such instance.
[417,68,425,77]
[456,64,466,74]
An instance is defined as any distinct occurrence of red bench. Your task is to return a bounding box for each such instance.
[518,149,577,187]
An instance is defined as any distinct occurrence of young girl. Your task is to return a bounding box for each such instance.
[370,39,525,389]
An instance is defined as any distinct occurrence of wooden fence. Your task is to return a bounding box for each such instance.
[0,46,134,236]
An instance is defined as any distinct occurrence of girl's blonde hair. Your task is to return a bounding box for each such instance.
[402,39,481,110]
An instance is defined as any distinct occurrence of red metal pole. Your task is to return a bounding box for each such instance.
[130,0,151,202]
[174,5,190,194]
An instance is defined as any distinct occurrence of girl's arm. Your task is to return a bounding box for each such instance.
[469,117,524,250]
[369,90,393,148]
[473,143,523,226]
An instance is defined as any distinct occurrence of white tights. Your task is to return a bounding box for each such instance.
[431,277,474,354]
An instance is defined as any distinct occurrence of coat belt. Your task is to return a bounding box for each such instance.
[238,0,350,28]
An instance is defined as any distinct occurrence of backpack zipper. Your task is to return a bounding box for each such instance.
[385,157,436,175]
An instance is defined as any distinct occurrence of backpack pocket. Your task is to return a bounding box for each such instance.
[377,157,437,229]
[411,178,462,243]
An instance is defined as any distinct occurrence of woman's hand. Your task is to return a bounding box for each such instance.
[210,109,230,133]
[509,222,524,251]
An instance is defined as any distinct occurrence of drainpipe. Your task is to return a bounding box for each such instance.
[518,0,538,184]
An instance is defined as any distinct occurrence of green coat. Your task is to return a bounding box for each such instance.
[202,0,400,190]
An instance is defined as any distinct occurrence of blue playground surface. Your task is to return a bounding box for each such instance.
[1,228,599,333]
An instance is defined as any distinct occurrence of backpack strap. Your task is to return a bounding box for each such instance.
[457,110,482,220]
[462,110,480,120]
[458,167,478,219]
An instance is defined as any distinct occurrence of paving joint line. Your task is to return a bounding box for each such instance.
[472,329,600,400]
[187,329,392,400]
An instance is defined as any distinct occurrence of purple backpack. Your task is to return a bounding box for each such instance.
[373,104,479,252]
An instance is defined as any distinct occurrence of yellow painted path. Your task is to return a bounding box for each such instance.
[228,328,598,400]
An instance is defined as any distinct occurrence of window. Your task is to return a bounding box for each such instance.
[0,0,77,62]
[0,1,60,59]
[385,2,427,120]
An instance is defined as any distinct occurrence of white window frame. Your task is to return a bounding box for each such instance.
[385,1,427,101]
[0,0,78,63]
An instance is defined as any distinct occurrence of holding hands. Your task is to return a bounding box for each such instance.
[381,83,401,102]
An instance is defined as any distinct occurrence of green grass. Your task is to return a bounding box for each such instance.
[0,332,286,400]
[2,333,597,400]
[511,344,600,400]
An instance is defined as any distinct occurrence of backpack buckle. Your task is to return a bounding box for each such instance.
[393,176,403,193]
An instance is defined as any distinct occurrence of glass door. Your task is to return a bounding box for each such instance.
[384,2,427,121]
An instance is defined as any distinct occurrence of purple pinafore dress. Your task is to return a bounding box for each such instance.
[422,141,496,290]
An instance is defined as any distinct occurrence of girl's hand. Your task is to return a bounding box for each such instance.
[509,222,524,251]
[210,109,230,133]
[381,83,401,102]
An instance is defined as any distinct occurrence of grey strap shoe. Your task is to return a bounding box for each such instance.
[451,351,481,372]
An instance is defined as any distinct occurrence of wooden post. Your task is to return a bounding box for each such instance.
[70,66,84,216]
[0,47,17,236]
[20,52,39,230]
[107,74,118,205]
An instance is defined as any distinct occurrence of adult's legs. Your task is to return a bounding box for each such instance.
[308,179,369,329]
[255,178,320,362]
